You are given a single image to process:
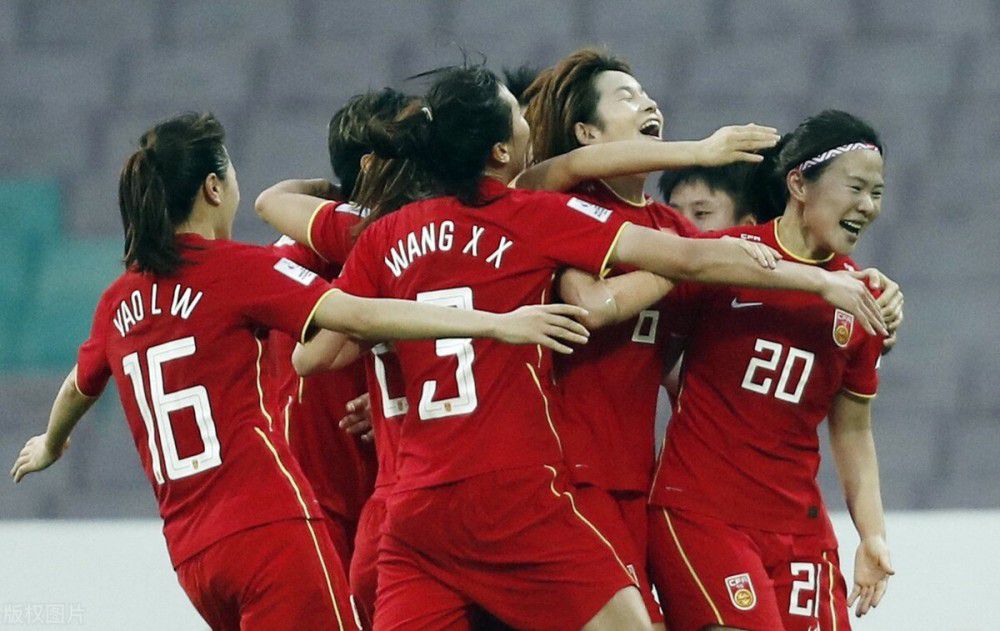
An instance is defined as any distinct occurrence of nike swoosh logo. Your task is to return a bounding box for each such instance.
[731,298,764,309]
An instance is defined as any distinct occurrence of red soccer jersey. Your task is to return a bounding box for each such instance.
[307,200,367,263]
[335,178,628,491]
[364,344,406,489]
[75,234,334,566]
[555,180,699,492]
[649,221,882,541]
[262,235,375,521]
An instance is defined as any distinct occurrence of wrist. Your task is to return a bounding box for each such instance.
[43,433,65,455]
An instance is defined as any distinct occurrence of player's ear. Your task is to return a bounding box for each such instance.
[359,152,374,174]
[574,121,599,146]
[786,168,808,204]
[203,173,223,206]
[490,140,511,166]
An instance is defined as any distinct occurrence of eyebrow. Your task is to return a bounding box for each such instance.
[846,174,885,188]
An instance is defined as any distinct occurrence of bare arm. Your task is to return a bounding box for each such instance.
[610,225,888,336]
[11,366,98,482]
[828,392,894,616]
[515,124,779,192]
[254,179,340,247]
[559,268,673,330]
[292,330,363,376]
[310,290,591,354]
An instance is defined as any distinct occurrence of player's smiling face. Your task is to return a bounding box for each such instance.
[799,149,884,256]
[576,70,663,146]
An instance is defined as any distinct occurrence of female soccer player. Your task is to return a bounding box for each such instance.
[8,112,594,631]
[648,110,897,631]
[330,64,885,630]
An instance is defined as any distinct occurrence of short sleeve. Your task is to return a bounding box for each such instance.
[842,333,882,398]
[76,295,113,397]
[307,201,364,264]
[237,248,338,343]
[270,237,339,280]
[334,221,384,299]
[531,194,629,278]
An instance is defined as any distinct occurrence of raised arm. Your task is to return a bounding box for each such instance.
[254,178,340,246]
[515,124,779,192]
[828,392,894,618]
[11,366,98,482]
[610,225,889,336]
[310,291,591,354]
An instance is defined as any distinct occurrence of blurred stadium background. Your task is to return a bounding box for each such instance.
[0,1,997,628]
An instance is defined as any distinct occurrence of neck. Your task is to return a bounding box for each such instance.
[483,166,514,186]
[777,205,831,262]
[175,204,228,240]
[599,174,646,206]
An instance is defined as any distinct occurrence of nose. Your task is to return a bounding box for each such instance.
[857,193,877,215]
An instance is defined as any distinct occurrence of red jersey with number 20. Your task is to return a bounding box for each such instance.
[650,221,882,543]
[556,180,698,492]
[75,234,334,566]
[335,178,628,491]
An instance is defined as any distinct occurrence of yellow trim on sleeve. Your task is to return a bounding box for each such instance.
[72,376,101,399]
[300,288,342,344]
[305,200,332,261]
[599,221,631,279]
[663,508,725,625]
[842,387,877,400]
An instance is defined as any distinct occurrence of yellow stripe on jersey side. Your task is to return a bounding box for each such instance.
[306,200,332,261]
[662,508,725,625]
[254,337,275,432]
[253,427,346,630]
[599,222,632,279]
[301,288,342,344]
[823,551,837,630]
[283,396,293,443]
[543,465,638,587]
[525,363,563,454]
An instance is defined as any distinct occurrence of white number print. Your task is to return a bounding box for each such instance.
[740,338,815,404]
[371,342,409,418]
[789,562,822,617]
[631,310,659,344]
[415,287,478,420]
[122,337,221,484]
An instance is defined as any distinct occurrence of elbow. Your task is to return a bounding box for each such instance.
[253,187,278,221]
[291,347,320,377]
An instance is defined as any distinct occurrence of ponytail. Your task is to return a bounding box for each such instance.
[117,113,228,275]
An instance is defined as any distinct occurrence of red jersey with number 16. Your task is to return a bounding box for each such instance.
[649,221,882,543]
[555,180,698,492]
[75,234,334,566]
[335,178,628,491]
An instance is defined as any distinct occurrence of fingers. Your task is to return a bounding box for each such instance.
[537,335,574,355]
[546,314,590,339]
[872,578,889,608]
[362,429,374,442]
[857,584,875,617]
[544,324,589,347]
[733,152,765,163]
[847,583,860,607]
[539,303,589,321]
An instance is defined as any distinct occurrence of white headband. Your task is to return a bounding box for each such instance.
[795,142,880,173]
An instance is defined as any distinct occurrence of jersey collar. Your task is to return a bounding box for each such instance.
[772,219,835,264]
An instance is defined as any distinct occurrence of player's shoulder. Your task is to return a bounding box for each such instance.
[698,222,769,241]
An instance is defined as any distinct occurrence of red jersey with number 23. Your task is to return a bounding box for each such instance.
[75,234,333,566]
[649,221,882,543]
[335,178,628,491]
[556,180,698,492]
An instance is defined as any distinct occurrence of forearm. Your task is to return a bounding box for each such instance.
[45,367,98,451]
[518,140,706,191]
[560,268,673,329]
[615,226,826,294]
[314,292,500,342]
[254,179,338,244]
[829,396,887,540]
[292,330,353,376]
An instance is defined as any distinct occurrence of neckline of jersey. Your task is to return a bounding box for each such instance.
[596,179,649,208]
[772,219,836,265]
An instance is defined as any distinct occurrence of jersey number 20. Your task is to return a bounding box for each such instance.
[122,336,221,484]
[740,338,815,404]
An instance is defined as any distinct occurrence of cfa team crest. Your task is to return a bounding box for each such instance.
[833,309,855,347]
[724,573,757,611]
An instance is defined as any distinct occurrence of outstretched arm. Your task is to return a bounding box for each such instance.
[515,124,779,192]
[828,392,894,618]
[292,330,364,376]
[254,179,340,246]
[310,291,591,354]
[610,225,888,336]
[559,269,673,330]
[11,366,98,482]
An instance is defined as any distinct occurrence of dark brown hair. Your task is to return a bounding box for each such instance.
[524,48,631,163]
[118,112,228,275]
